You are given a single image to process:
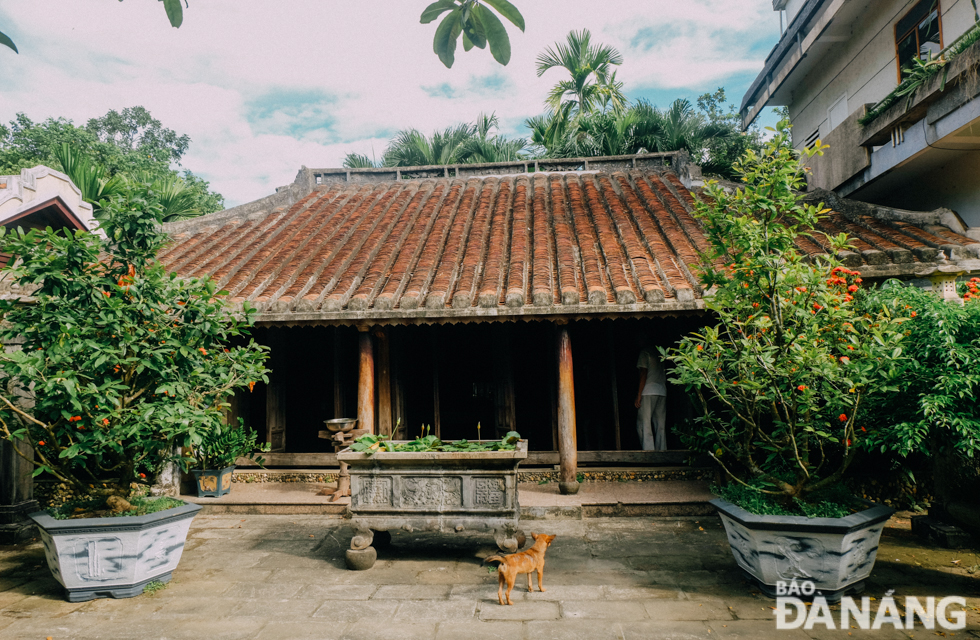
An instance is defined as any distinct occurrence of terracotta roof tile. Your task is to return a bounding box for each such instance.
[160,167,980,321]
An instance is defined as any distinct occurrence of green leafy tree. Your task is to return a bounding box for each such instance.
[536,29,625,117]
[0,110,223,217]
[421,0,525,67]
[857,281,980,460]
[666,123,907,503]
[345,113,527,168]
[0,181,269,506]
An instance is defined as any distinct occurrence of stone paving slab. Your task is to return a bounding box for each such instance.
[0,513,977,639]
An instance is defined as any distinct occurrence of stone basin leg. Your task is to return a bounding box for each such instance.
[346,526,377,570]
[494,526,526,553]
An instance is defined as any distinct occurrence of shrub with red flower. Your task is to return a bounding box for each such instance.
[0,184,270,510]
[667,122,907,503]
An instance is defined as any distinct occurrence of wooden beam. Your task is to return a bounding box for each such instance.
[237,452,338,467]
[265,330,287,452]
[358,328,375,435]
[526,450,689,466]
[607,324,621,450]
[236,449,692,469]
[376,328,392,437]
[556,325,579,495]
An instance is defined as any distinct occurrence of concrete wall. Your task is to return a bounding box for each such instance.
[789,0,976,149]
[868,150,980,226]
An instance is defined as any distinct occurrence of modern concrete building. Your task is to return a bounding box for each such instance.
[741,0,980,235]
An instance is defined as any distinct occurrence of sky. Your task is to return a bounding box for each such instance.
[0,1,782,207]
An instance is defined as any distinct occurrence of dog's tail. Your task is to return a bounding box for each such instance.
[483,555,505,565]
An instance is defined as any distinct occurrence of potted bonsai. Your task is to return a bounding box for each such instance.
[0,181,269,602]
[190,419,269,498]
[667,122,908,600]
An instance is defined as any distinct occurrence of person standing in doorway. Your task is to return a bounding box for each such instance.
[634,336,667,451]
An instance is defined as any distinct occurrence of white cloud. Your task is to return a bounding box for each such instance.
[0,1,778,206]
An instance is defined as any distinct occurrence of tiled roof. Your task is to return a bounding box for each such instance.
[160,165,980,324]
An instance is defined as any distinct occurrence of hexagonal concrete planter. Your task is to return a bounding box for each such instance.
[29,501,202,602]
[712,498,894,601]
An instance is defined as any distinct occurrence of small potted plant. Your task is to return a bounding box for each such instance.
[667,123,908,600]
[0,180,269,602]
[189,420,270,498]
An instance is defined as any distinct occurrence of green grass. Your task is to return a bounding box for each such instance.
[142,580,168,596]
[713,482,863,518]
[50,496,185,520]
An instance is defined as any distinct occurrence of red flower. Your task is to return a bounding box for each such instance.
[797,385,807,391]
[840,356,849,364]
[139,473,146,479]
[103,418,109,425]
[38,440,45,446]
[752,302,759,308]
[248,381,256,393]
[848,285,859,293]
[910,311,917,318]
[846,439,852,446]
[199,348,208,356]
[696,345,703,351]
[839,414,847,422]
[861,426,867,432]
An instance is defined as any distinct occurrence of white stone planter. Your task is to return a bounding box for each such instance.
[712,497,894,601]
[29,501,201,602]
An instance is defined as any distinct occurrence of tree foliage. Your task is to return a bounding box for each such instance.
[0,182,269,504]
[344,113,527,168]
[666,123,907,503]
[421,0,525,67]
[857,281,980,460]
[536,29,625,116]
[0,108,223,217]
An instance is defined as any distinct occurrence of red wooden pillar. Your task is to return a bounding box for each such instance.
[358,327,375,435]
[556,324,580,495]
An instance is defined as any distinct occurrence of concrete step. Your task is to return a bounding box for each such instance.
[182,479,717,518]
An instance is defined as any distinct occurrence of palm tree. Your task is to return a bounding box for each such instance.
[53,143,127,213]
[641,99,732,159]
[344,114,529,168]
[535,29,626,117]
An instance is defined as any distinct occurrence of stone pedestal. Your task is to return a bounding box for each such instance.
[0,440,38,544]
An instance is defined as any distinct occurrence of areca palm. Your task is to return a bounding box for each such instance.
[53,143,126,213]
[536,29,625,116]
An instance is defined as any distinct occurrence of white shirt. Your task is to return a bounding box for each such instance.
[637,348,666,396]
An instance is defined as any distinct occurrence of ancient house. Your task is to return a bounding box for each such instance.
[159,153,980,493]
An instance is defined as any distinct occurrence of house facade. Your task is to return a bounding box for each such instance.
[741,0,980,232]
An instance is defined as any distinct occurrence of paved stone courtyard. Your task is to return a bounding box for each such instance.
[0,513,977,639]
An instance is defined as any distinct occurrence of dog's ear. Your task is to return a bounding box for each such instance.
[546,534,556,545]
[530,532,539,540]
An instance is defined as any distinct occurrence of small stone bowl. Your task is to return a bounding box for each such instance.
[324,418,357,433]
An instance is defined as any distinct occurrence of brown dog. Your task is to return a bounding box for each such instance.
[484,533,556,605]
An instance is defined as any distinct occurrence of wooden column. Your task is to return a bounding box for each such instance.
[556,324,580,495]
[358,327,375,435]
[493,325,516,438]
[265,330,287,452]
[390,330,407,439]
[430,327,441,439]
[0,440,38,543]
[607,324,622,450]
[333,327,345,418]
[376,328,392,437]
